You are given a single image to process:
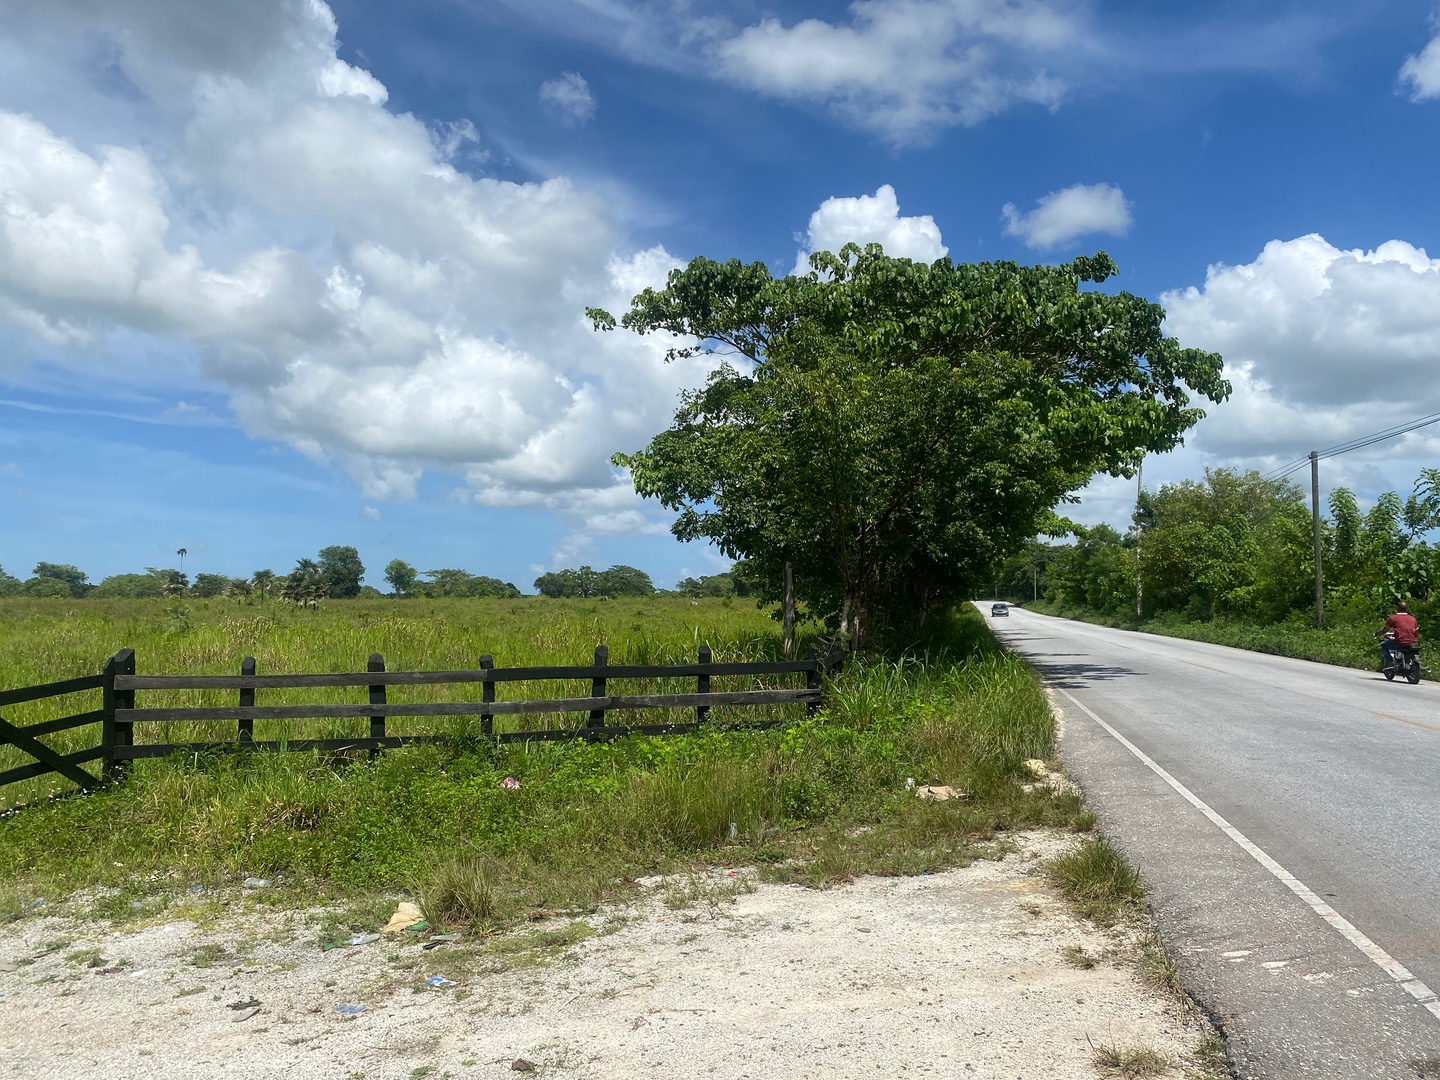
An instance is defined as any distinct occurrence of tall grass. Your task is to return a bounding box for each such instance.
[0,602,1085,925]
[0,596,823,807]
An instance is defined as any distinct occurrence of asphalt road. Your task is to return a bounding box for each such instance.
[980,604,1440,1079]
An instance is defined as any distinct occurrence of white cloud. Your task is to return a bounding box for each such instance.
[715,0,1082,144]
[539,71,597,125]
[0,0,707,537]
[1400,21,1440,100]
[1001,182,1131,248]
[792,184,947,275]
[360,504,381,521]
[1161,234,1440,462]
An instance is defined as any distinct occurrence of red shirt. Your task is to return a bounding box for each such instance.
[1386,613,1419,646]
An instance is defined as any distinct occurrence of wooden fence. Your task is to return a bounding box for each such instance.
[0,645,842,804]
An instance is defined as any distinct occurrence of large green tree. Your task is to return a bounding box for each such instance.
[592,245,1228,645]
[318,545,365,599]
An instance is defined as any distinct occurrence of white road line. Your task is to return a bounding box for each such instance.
[1056,686,1440,1022]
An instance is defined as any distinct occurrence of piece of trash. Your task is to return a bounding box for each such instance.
[403,920,430,934]
[129,899,143,910]
[500,776,521,790]
[511,1060,537,1073]
[381,901,426,934]
[856,927,872,933]
[228,997,261,1010]
[728,822,737,840]
[333,1003,366,1016]
[904,777,916,790]
[1021,759,1049,779]
[346,933,380,946]
[916,785,966,802]
[425,976,456,989]
[422,934,463,950]
[241,877,271,889]
[190,886,205,895]
[231,1006,260,1023]
[129,969,149,978]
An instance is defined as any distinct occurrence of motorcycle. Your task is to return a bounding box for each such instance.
[1381,633,1422,684]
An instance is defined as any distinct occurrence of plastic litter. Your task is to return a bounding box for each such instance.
[347,933,380,946]
[403,920,431,934]
[381,901,426,934]
[500,776,521,790]
[241,877,271,889]
[333,1003,366,1015]
[231,1007,260,1023]
[728,821,737,839]
[425,976,456,989]
[422,934,463,951]
[915,785,966,802]
[904,777,916,789]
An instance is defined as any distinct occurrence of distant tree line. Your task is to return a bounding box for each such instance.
[1004,466,1440,628]
[0,548,759,604]
[0,545,381,605]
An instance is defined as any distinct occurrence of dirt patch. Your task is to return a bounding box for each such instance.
[0,831,1217,1079]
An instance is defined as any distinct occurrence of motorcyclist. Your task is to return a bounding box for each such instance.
[1377,601,1420,672]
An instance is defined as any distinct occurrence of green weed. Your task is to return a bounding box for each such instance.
[1046,837,1146,926]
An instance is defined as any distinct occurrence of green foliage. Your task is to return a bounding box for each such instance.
[22,576,72,598]
[421,568,522,599]
[597,244,1228,648]
[91,573,166,599]
[30,562,89,597]
[191,573,230,598]
[534,565,654,598]
[384,558,419,597]
[318,545,365,599]
[0,565,19,597]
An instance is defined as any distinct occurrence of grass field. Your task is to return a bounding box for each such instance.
[0,597,1087,928]
[0,596,826,807]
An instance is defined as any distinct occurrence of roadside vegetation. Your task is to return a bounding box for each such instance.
[1001,466,1440,670]
[0,600,1090,926]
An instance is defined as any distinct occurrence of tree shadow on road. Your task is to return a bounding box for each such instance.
[1025,658,1146,688]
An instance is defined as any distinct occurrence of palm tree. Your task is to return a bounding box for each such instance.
[176,548,187,576]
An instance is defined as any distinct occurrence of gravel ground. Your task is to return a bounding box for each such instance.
[0,831,1219,1080]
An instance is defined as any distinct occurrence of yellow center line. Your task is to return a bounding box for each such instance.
[1373,711,1440,734]
[1180,660,1231,675]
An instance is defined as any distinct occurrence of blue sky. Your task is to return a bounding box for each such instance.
[3,0,1440,590]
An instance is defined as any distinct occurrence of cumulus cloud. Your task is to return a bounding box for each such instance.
[792,184,947,275]
[539,71,597,124]
[715,0,1082,144]
[1400,20,1440,100]
[1001,182,1131,248]
[0,0,705,536]
[360,505,381,520]
[1161,234,1440,463]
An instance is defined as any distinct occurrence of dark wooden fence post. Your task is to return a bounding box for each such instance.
[479,655,494,737]
[696,645,712,724]
[805,645,821,717]
[782,562,795,659]
[588,645,608,730]
[238,657,255,747]
[368,653,386,753]
[102,648,135,782]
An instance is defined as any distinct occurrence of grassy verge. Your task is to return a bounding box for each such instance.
[0,603,1091,928]
[1028,600,1381,671]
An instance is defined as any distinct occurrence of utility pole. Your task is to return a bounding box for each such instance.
[1310,450,1324,628]
[1134,459,1143,620]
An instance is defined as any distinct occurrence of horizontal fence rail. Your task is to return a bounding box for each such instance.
[0,644,843,805]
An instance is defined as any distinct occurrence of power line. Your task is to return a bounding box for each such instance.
[1262,408,1440,482]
